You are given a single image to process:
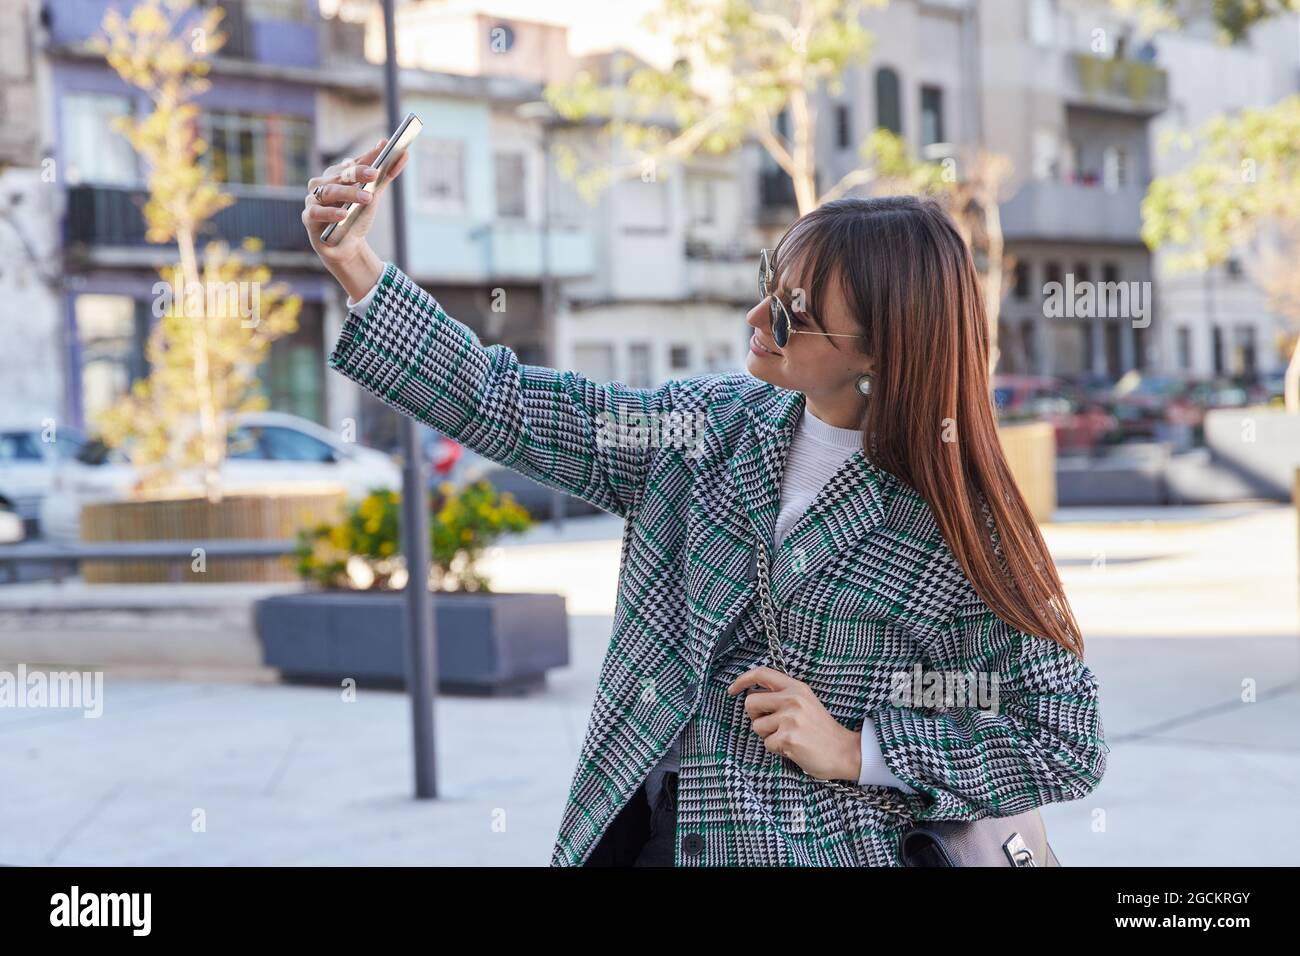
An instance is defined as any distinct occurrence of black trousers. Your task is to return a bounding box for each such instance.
[582,771,678,866]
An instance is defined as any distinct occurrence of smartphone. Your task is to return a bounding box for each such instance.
[321,111,423,245]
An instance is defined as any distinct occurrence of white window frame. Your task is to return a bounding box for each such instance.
[416,138,467,218]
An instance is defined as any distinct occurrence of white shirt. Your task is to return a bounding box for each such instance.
[345,275,917,807]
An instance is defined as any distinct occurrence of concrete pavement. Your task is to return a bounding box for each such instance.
[0,503,1296,865]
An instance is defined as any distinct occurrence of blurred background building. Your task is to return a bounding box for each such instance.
[0,0,1297,447]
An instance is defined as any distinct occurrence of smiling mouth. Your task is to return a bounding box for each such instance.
[751,335,782,356]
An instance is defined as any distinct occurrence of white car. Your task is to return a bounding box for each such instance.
[39,411,402,542]
[0,504,24,544]
[0,425,87,528]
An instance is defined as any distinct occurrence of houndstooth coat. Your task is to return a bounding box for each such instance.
[328,263,1109,867]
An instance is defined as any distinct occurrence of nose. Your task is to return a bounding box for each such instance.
[745,299,768,331]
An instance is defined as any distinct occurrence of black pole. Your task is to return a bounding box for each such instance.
[539,118,565,532]
[381,0,438,799]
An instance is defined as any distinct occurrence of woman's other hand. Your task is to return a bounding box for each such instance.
[728,666,862,782]
[302,137,410,301]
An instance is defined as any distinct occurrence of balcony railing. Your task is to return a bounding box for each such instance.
[65,185,312,253]
[1000,181,1147,243]
[1066,53,1168,115]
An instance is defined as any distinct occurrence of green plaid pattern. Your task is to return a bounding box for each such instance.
[328,264,1108,867]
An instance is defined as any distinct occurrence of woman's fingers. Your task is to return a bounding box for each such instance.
[302,202,349,224]
[308,163,379,195]
[309,183,373,208]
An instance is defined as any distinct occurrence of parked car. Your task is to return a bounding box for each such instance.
[992,375,1115,453]
[0,425,87,532]
[39,411,402,542]
[0,501,25,544]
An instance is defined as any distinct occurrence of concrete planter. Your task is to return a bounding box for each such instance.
[1199,408,1300,501]
[254,589,569,695]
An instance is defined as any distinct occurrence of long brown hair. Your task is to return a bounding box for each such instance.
[772,195,1083,657]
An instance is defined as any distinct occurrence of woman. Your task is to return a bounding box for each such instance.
[303,140,1107,867]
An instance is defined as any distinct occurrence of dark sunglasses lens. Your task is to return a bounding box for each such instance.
[770,300,787,347]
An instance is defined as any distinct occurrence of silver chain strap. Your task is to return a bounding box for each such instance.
[753,540,917,821]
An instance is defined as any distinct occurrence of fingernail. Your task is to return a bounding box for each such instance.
[358,191,371,203]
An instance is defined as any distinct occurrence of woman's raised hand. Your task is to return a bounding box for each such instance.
[302,137,410,301]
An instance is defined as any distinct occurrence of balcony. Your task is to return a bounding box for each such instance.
[474,221,595,281]
[1064,53,1168,116]
[65,185,312,253]
[684,241,756,303]
[1000,181,1147,244]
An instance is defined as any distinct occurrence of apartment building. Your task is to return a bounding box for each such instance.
[378,5,761,388]
[33,0,367,433]
[1146,13,1300,381]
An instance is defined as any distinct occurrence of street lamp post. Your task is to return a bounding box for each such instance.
[380,0,438,800]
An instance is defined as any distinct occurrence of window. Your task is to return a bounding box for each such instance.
[1021,319,1039,371]
[1013,260,1030,299]
[621,178,669,233]
[1102,145,1128,191]
[494,151,527,219]
[1043,261,1062,293]
[688,176,716,226]
[259,426,336,462]
[1176,327,1192,370]
[627,343,652,388]
[573,344,615,382]
[669,344,691,371]
[875,68,901,134]
[264,304,325,423]
[1102,263,1120,284]
[0,432,44,463]
[202,111,313,189]
[227,426,266,460]
[1211,325,1224,375]
[1233,326,1257,378]
[416,139,466,216]
[835,103,852,150]
[1031,128,1059,181]
[76,294,146,424]
[920,86,944,146]
[61,93,137,185]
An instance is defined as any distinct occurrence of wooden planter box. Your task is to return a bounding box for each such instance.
[998,421,1057,522]
[254,589,570,696]
[80,492,345,584]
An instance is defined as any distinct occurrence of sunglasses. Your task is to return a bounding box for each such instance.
[758,248,867,349]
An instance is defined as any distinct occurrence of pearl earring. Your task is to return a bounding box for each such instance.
[856,373,872,397]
